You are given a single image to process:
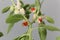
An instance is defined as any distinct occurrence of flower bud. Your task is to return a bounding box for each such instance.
[20,8,25,15]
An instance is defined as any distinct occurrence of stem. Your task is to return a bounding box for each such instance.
[22,14,33,40]
[27,24,32,33]
[22,15,28,22]
[22,14,31,26]
[31,0,42,24]
[27,24,33,40]
[17,34,27,40]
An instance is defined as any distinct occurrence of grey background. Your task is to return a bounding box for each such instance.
[0,0,60,40]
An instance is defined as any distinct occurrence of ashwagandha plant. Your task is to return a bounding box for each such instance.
[1,0,60,40]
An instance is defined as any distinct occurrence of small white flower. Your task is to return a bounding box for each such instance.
[14,5,19,14]
[14,9,20,14]
[20,8,25,15]
[14,8,25,15]
[16,0,21,9]
[14,0,25,15]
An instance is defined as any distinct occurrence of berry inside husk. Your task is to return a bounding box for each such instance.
[22,21,28,26]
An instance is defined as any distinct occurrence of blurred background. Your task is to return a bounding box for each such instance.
[0,0,60,40]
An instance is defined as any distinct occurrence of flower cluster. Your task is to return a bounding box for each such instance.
[2,0,60,40]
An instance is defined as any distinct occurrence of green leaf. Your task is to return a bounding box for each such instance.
[19,0,24,5]
[14,36,19,40]
[7,23,14,33]
[24,35,29,40]
[25,14,29,19]
[14,34,29,40]
[0,32,3,37]
[44,25,60,31]
[8,10,14,17]
[23,4,30,10]
[24,5,31,19]
[56,36,60,40]
[25,10,31,15]
[23,4,31,19]
[38,11,42,16]
[6,14,24,23]
[45,16,54,24]
[30,4,35,7]
[38,27,47,40]
[9,11,14,16]
[2,6,10,13]
[35,0,40,8]
[25,10,31,19]
[35,0,41,14]
[19,0,24,7]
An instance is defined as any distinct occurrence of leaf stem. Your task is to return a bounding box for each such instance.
[22,14,31,26]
